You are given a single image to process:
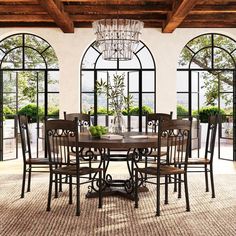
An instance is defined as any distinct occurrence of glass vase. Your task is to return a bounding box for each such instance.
[113,113,125,134]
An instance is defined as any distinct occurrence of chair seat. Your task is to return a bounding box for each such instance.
[188,158,210,165]
[160,166,185,175]
[53,165,102,176]
[137,165,185,176]
[26,158,49,165]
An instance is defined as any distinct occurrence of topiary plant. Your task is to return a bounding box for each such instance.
[3,105,14,120]
[142,105,153,115]
[177,104,188,118]
[89,107,113,115]
[129,106,139,115]
[48,106,59,117]
[126,106,153,115]
[18,104,44,122]
[198,106,226,123]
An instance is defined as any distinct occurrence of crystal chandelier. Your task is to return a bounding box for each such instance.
[92,19,144,61]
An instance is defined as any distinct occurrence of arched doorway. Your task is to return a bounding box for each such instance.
[80,41,156,131]
[177,33,236,161]
[0,33,59,161]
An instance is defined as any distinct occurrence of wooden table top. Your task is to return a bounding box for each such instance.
[71,132,158,149]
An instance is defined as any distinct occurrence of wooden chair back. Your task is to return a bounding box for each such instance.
[146,112,173,133]
[158,119,191,169]
[45,118,79,166]
[63,112,90,132]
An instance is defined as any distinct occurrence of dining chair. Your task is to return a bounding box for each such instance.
[188,115,218,198]
[18,114,49,198]
[63,111,100,165]
[134,119,191,216]
[144,112,173,166]
[45,118,103,216]
[63,112,91,132]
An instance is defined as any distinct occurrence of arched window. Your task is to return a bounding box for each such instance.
[81,41,156,131]
[177,33,235,161]
[0,33,58,69]
[0,33,59,161]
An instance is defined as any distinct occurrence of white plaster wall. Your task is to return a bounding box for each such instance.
[1,27,236,118]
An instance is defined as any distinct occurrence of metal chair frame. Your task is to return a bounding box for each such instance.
[45,118,103,216]
[18,114,49,198]
[187,115,218,198]
[135,119,191,216]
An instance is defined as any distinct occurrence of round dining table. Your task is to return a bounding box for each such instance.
[70,132,159,200]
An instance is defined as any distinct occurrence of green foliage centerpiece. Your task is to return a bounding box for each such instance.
[89,125,108,138]
[96,73,132,133]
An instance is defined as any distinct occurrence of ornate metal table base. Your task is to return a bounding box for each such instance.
[86,148,149,200]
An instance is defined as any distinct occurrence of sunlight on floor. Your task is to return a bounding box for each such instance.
[1,150,236,176]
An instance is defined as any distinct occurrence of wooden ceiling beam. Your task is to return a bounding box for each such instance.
[0,21,163,29]
[0,0,37,3]
[2,20,236,29]
[163,0,199,33]
[0,22,57,27]
[186,13,236,21]
[71,13,166,22]
[0,13,165,23]
[38,0,74,33]
[181,21,236,28]
[61,0,169,3]
[76,21,164,28]
[0,5,45,14]
[0,0,236,32]
[65,4,171,14]
[0,14,52,22]
[192,4,236,14]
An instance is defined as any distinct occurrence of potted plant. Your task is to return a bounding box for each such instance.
[96,73,132,133]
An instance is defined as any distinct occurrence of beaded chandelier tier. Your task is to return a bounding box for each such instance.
[92,19,144,61]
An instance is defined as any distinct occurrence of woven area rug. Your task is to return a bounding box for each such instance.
[1,164,236,236]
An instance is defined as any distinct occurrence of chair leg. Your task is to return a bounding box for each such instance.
[205,164,209,192]
[55,174,58,198]
[164,175,168,204]
[65,175,69,183]
[27,165,32,192]
[184,173,190,212]
[178,173,182,198]
[69,176,73,204]
[59,174,62,192]
[76,177,80,216]
[134,169,138,208]
[98,170,102,208]
[173,174,177,192]
[156,174,161,216]
[144,156,147,181]
[103,156,106,180]
[210,164,215,198]
[21,165,26,198]
[89,160,92,180]
[47,172,53,212]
